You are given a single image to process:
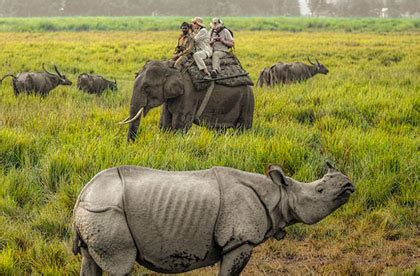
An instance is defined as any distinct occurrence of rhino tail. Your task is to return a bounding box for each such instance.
[72,228,84,255]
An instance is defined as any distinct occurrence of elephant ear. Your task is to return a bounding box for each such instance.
[164,60,176,69]
[163,71,184,99]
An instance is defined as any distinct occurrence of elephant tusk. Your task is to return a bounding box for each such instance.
[118,115,131,124]
[119,107,144,125]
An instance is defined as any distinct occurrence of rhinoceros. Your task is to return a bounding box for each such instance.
[73,162,354,275]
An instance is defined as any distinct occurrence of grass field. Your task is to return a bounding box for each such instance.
[0,16,419,32]
[0,18,419,274]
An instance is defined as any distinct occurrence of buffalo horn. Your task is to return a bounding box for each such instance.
[307,57,315,66]
[54,65,63,78]
[42,63,55,75]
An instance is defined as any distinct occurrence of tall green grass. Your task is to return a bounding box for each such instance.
[0,16,419,32]
[0,29,419,274]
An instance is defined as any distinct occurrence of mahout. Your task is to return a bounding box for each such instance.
[73,162,354,275]
[0,64,72,96]
[120,60,254,142]
[77,73,117,95]
[257,57,329,87]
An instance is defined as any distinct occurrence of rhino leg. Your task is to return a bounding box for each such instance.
[80,247,102,276]
[219,244,253,276]
[75,206,137,274]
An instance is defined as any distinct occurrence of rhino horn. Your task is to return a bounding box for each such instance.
[266,164,288,187]
[326,161,338,173]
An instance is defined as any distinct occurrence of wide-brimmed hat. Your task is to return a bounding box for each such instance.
[210,17,223,29]
[211,17,223,26]
[191,17,205,27]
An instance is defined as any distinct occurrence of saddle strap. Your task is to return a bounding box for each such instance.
[195,80,215,120]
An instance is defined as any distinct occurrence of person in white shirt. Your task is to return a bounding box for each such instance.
[191,17,212,79]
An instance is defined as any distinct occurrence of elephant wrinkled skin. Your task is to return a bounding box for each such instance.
[124,60,254,142]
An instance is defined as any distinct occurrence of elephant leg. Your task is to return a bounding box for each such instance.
[172,112,193,132]
[80,247,102,276]
[237,88,254,130]
[219,244,253,276]
[159,103,173,131]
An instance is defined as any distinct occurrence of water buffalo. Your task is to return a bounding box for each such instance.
[73,162,354,275]
[257,57,329,87]
[77,73,117,95]
[0,64,72,96]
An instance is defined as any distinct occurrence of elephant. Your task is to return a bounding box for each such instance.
[120,60,254,142]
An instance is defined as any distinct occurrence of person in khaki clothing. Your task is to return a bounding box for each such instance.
[209,18,234,78]
[191,17,212,79]
[172,22,194,69]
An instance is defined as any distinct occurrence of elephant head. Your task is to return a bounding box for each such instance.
[120,61,184,142]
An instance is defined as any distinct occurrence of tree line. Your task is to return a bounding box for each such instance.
[0,0,418,17]
[308,0,419,17]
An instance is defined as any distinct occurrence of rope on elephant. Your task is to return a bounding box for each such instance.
[195,72,250,83]
[195,80,215,120]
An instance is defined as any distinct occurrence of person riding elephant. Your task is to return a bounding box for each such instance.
[172,22,194,70]
[120,60,254,142]
[191,17,212,79]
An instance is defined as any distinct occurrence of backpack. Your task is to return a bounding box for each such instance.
[211,26,234,39]
[224,27,234,38]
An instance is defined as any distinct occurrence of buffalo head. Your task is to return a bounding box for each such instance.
[308,57,329,75]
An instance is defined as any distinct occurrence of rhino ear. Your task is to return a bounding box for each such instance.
[266,164,288,187]
[326,161,338,173]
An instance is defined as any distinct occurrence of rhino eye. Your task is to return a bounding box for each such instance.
[316,185,324,193]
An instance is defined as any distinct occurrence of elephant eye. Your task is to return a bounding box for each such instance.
[143,84,151,94]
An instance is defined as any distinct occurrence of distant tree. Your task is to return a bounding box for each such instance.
[284,0,301,16]
[0,0,415,17]
[385,0,402,17]
[400,0,420,15]
[307,0,332,16]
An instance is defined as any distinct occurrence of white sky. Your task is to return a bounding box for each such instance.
[299,0,311,15]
